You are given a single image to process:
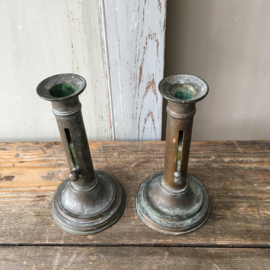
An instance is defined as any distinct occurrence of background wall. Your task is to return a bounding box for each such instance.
[0,0,112,141]
[100,0,166,141]
[164,0,270,141]
[0,0,166,142]
[2,0,269,142]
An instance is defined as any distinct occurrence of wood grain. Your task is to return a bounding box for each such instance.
[0,246,270,270]
[0,141,269,246]
[99,0,167,140]
[0,0,112,141]
[0,0,166,142]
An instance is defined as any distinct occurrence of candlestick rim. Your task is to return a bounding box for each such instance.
[37,73,86,102]
[159,74,209,104]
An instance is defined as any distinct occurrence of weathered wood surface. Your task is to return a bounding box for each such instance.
[0,141,269,246]
[0,246,270,270]
[0,0,112,141]
[1,0,166,142]
[99,0,166,140]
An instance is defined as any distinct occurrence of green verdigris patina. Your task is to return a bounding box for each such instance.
[69,140,78,169]
[64,129,79,169]
[50,84,75,97]
[176,131,184,171]
[169,84,196,100]
[174,91,192,100]
[37,73,126,235]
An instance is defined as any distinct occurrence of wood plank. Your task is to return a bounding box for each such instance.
[99,0,166,140]
[0,141,269,245]
[0,246,270,269]
[0,0,112,141]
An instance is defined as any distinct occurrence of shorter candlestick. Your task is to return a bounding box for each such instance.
[136,74,210,234]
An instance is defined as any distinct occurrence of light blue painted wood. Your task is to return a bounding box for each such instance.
[0,0,166,142]
[99,0,166,141]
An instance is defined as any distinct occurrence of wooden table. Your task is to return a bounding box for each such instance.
[0,141,269,269]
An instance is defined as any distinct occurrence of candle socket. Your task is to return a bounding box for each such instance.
[136,74,210,234]
[37,74,125,235]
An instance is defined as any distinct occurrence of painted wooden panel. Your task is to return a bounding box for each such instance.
[0,0,112,141]
[0,0,166,142]
[99,0,166,141]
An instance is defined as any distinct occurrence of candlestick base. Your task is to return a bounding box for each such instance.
[136,171,209,234]
[52,171,125,235]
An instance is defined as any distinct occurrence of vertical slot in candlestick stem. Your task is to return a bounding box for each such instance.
[65,128,78,169]
[37,73,125,235]
[176,130,184,171]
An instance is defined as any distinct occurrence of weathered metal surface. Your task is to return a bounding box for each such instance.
[136,74,210,234]
[37,73,125,235]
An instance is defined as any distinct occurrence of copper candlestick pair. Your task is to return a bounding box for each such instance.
[37,73,209,235]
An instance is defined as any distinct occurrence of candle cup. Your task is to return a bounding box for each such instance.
[136,74,210,234]
[37,73,125,235]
